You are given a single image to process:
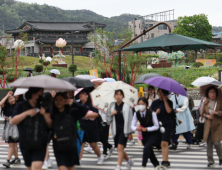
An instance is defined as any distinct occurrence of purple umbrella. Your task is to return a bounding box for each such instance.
[143,77,187,97]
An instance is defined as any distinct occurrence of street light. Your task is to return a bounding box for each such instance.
[65,31,80,77]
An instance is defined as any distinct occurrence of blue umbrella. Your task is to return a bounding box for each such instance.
[104,78,116,82]
[144,77,187,97]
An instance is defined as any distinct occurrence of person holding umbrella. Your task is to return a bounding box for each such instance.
[201,86,222,167]
[107,89,134,170]
[150,88,173,168]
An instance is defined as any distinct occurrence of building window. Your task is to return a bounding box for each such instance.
[54,47,60,51]
[151,33,154,38]
[149,24,153,28]
[139,24,140,29]
[63,47,70,51]
[135,34,137,37]
[158,24,167,30]
[43,47,50,52]
[73,47,80,52]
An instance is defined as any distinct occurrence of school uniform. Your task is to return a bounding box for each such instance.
[3,104,19,143]
[150,99,173,143]
[131,109,159,167]
[79,101,100,143]
[107,102,133,148]
[12,101,47,167]
[51,102,89,167]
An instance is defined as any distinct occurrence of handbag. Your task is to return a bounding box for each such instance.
[76,130,84,156]
[195,122,204,140]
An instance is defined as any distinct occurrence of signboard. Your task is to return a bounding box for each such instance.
[196,59,216,66]
[89,69,98,78]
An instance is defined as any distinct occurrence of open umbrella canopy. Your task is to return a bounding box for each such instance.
[121,34,222,53]
[144,77,187,97]
[61,77,95,88]
[50,69,60,75]
[191,77,218,87]
[23,68,33,72]
[135,73,161,84]
[104,78,116,82]
[201,82,222,100]
[76,75,97,80]
[90,81,138,112]
[10,75,76,91]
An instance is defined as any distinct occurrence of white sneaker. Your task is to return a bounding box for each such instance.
[42,162,48,170]
[97,155,104,165]
[84,146,92,153]
[129,140,136,146]
[103,154,109,160]
[140,167,146,170]
[47,159,52,168]
[109,146,115,157]
[115,165,121,170]
[126,159,134,170]
[79,160,82,166]
[154,165,166,170]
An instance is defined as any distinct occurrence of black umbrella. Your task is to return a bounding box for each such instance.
[23,68,34,72]
[61,77,95,88]
[135,73,161,84]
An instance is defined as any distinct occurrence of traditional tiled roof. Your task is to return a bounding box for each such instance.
[5,21,106,34]
[35,38,88,44]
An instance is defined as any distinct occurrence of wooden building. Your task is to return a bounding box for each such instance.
[5,21,106,57]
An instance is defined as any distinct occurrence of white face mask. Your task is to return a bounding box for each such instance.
[138,105,146,112]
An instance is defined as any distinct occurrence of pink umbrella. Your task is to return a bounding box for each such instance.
[74,88,84,96]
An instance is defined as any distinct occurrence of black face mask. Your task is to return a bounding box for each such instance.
[36,95,43,105]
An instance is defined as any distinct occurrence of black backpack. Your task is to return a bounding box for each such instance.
[22,103,48,150]
[52,112,76,152]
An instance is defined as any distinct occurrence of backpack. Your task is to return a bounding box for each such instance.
[53,112,76,152]
[22,103,48,150]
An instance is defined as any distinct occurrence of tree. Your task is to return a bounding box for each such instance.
[173,14,213,59]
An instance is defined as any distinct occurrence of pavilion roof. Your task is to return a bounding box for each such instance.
[35,38,88,44]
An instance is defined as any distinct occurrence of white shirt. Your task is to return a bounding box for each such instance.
[172,94,189,113]
[131,110,159,132]
[148,94,159,107]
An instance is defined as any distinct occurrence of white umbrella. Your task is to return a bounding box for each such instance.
[10,75,76,91]
[50,69,60,75]
[76,75,97,80]
[46,57,52,62]
[90,81,138,112]
[14,88,28,96]
[191,77,218,87]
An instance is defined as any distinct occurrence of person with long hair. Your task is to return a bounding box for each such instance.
[131,97,162,170]
[78,89,104,165]
[50,92,97,170]
[42,92,55,169]
[147,86,158,107]
[201,86,222,167]
[11,87,52,170]
[150,88,173,168]
[107,89,134,170]
[0,91,21,168]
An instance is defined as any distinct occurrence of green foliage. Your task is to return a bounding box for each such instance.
[0,1,141,33]
[213,62,222,67]
[185,58,189,64]
[0,44,8,68]
[34,64,43,72]
[43,61,50,65]
[162,72,170,77]
[39,59,44,63]
[207,56,215,59]
[173,14,213,43]
[68,64,77,73]
[144,54,159,58]
[193,62,204,68]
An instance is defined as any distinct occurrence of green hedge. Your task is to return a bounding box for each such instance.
[213,62,222,67]
[207,56,215,59]
[193,62,204,68]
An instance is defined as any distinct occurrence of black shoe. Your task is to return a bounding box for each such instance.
[207,163,215,167]
[12,158,21,165]
[219,160,222,166]
[169,144,177,150]
[161,161,170,167]
[3,160,10,168]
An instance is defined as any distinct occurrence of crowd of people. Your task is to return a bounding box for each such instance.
[0,83,222,170]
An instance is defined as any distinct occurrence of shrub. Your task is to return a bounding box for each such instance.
[145,54,159,58]
[39,59,44,63]
[162,72,170,77]
[207,56,215,59]
[218,57,222,62]
[185,58,189,64]
[43,61,50,66]
[193,62,204,68]
[213,62,222,67]
[34,64,43,72]
[68,64,77,73]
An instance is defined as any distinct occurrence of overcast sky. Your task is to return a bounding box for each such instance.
[17,0,222,26]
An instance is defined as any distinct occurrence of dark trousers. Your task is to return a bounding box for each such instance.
[172,131,193,145]
[101,123,112,155]
[142,135,159,167]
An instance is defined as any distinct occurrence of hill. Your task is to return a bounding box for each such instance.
[0,0,141,35]
[212,26,222,33]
